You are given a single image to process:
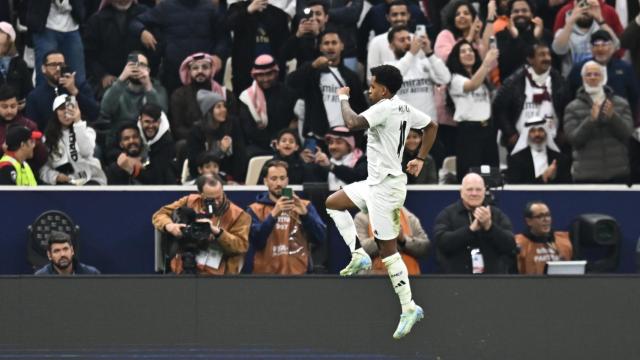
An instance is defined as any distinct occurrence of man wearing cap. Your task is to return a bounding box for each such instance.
[313,126,367,188]
[552,0,621,77]
[0,125,42,186]
[567,30,640,120]
[170,52,237,142]
[506,117,571,183]
[494,40,569,151]
[239,54,296,159]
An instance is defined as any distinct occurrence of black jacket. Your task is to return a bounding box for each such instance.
[83,3,149,84]
[495,28,553,83]
[506,146,572,184]
[0,57,32,101]
[26,0,86,33]
[34,258,100,275]
[226,3,289,96]
[434,200,516,274]
[493,66,569,144]
[286,62,367,137]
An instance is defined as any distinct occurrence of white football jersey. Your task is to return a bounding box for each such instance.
[360,96,431,185]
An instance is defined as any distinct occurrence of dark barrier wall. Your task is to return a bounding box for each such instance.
[0,276,639,359]
[0,187,638,274]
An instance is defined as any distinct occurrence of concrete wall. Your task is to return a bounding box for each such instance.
[1,276,639,359]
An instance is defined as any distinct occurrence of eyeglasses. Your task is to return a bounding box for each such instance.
[530,213,552,220]
[45,62,65,68]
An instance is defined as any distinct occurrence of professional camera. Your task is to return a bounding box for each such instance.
[469,165,504,205]
[172,207,213,273]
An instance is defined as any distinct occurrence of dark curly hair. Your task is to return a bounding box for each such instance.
[443,0,477,39]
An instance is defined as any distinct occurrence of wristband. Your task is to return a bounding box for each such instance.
[425,51,434,57]
[597,19,605,25]
[338,94,350,101]
[414,156,426,162]
[487,18,495,23]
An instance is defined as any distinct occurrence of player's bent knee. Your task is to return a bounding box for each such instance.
[326,190,354,211]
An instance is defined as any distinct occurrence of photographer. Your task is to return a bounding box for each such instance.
[152,175,250,275]
[433,173,516,274]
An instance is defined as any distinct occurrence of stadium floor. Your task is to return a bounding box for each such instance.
[0,346,430,359]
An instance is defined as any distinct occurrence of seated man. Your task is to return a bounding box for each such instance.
[246,160,326,274]
[507,116,571,184]
[136,103,177,184]
[354,206,429,275]
[313,126,367,188]
[434,173,517,274]
[34,231,100,275]
[0,125,41,186]
[515,201,573,274]
[152,175,250,275]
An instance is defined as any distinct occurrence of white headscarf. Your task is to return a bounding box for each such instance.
[511,116,560,155]
[581,60,608,105]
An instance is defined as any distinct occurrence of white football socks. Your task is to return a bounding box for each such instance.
[327,209,357,252]
[382,252,416,313]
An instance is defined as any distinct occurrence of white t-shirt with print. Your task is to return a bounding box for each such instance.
[360,96,431,184]
[449,74,491,122]
[320,67,346,128]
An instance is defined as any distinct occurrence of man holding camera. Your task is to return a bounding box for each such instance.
[152,175,250,275]
[245,160,326,274]
[25,50,99,130]
[433,173,516,274]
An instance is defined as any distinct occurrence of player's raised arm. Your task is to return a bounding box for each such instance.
[337,87,370,130]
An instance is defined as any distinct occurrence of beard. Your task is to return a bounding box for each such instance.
[576,16,594,28]
[393,48,407,60]
[514,17,531,32]
[125,144,141,157]
[54,257,72,269]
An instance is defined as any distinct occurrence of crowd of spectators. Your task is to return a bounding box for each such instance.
[0,0,636,187]
[0,0,633,274]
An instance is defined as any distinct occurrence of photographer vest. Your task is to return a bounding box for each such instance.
[249,199,311,275]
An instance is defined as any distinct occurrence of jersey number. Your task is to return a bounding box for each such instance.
[397,121,407,157]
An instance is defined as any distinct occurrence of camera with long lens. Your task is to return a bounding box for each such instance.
[171,207,213,274]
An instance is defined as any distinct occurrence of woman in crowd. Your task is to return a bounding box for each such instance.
[187,89,246,182]
[446,40,499,182]
[40,95,107,185]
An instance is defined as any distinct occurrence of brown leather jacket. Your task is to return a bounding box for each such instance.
[152,194,251,274]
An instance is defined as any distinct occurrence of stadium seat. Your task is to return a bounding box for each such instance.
[245,155,273,185]
[27,210,80,270]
